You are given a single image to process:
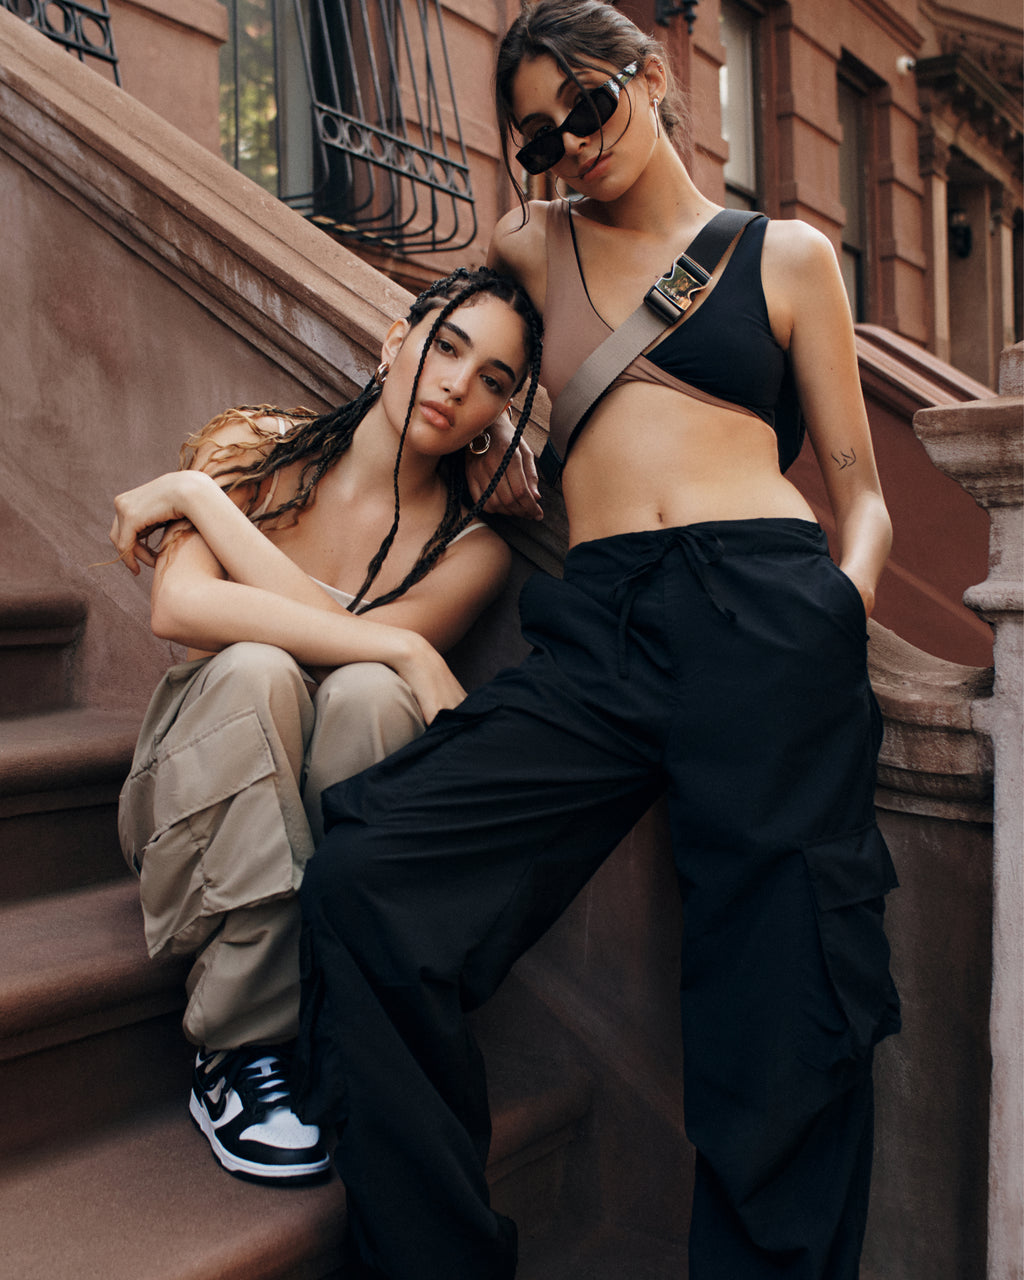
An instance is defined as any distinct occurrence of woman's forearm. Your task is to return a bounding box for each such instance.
[180,471,347,610]
[834,490,892,617]
[152,568,419,671]
[120,470,346,614]
[151,563,468,720]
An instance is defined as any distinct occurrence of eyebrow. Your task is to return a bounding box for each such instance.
[441,320,517,384]
[516,73,581,134]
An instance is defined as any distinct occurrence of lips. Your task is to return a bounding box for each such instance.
[579,151,611,181]
[419,401,455,429]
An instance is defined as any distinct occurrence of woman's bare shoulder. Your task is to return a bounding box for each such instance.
[379,518,512,649]
[761,219,844,346]
[488,202,560,317]
[448,518,510,563]
[433,521,512,596]
[489,200,553,296]
[762,217,838,278]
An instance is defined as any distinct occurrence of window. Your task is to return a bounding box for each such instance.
[837,74,867,321]
[219,0,278,190]
[219,0,476,255]
[718,0,759,211]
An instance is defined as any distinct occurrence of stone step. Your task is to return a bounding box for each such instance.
[0,1046,590,1280]
[0,879,189,1160]
[0,1108,348,1280]
[0,707,140,903]
[0,1044,596,1280]
[0,877,594,1271]
[0,589,87,716]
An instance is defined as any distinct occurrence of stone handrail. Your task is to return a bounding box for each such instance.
[915,345,1023,1280]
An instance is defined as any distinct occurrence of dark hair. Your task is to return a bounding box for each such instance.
[178,266,542,614]
[495,0,689,212]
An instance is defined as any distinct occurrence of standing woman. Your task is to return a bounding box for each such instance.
[109,267,541,1186]
[295,2,900,1277]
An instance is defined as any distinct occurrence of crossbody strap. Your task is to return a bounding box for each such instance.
[539,207,760,485]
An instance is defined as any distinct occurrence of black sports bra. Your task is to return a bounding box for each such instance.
[641,216,784,422]
[541,202,804,475]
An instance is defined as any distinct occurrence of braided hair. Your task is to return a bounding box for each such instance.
[178,265,543,615]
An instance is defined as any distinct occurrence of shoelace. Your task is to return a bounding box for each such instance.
[204,1048,292,1123]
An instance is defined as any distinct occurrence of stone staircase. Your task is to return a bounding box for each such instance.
[0,16,695,1268]
[0,556,613,1279]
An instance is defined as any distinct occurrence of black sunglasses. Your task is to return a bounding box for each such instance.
[515,62,640,176]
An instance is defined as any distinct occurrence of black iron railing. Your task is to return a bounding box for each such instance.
[3,0,120,83]
[287,0,476,254]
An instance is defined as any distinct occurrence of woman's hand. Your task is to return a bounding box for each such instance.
[841,568,876,620]
[389,631,467,724]
[464,409,544,521]
[109,470,213,574]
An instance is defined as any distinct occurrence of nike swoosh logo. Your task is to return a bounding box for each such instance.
[204,1081,228,1121]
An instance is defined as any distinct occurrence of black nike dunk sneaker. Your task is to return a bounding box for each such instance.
[189,1045,330,1184]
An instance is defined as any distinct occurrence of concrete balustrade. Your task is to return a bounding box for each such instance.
[915,346,1023,1280]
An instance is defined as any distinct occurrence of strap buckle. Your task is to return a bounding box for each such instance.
[644,253,711,322]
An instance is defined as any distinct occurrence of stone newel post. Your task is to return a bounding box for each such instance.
[915,344,1024,1280]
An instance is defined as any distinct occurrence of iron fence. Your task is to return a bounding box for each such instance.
[3,0,119,83]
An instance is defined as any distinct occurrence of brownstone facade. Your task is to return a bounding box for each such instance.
[86,1,1023,386]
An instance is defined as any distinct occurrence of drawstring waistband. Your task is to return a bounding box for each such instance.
[611,527,736,678]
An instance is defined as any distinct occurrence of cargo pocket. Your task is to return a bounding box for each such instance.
[799,823,901,1071]
[127,708,299,958]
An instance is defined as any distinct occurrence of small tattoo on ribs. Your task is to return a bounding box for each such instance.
[831,447,857,470]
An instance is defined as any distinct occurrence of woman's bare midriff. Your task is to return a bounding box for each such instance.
[562,383,816,546]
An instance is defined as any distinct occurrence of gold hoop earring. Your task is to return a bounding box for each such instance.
[374,362,390,385]
[652,98,661,140]
[468,430,491,456]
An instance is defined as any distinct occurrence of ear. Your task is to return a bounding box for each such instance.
[642,56,667,102]
[380,318,411,367]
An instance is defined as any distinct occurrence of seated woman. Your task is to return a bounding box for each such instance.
[108,266,542,1186]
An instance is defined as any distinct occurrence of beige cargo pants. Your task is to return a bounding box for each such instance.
[118,642,424,1050]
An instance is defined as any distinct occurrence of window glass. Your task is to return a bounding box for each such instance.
[719,0,758,209]
[838,76,866,320]
[219,0,279,194]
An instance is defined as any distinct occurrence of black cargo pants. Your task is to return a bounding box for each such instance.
[295,518,901,1280]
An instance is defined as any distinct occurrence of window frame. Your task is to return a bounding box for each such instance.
[718,0,764,212]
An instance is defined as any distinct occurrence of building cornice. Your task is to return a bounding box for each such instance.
[114,0,227,43]
[916,52,1023,137]
[916,51,1024,184]
[848,0,924,55]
